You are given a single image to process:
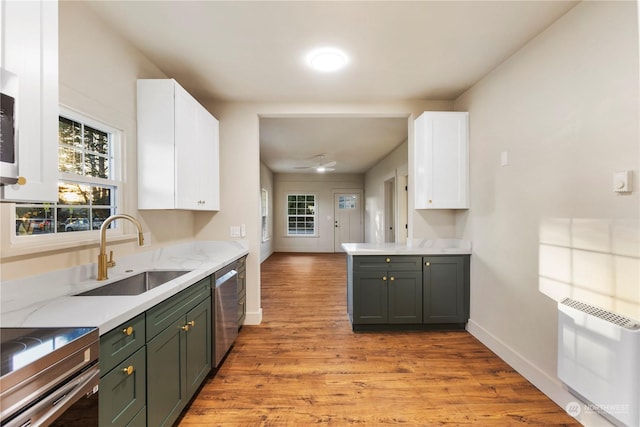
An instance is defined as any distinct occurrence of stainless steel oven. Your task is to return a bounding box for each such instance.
[0,327,99,427]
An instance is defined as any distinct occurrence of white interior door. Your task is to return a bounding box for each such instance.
[334,192,363,252]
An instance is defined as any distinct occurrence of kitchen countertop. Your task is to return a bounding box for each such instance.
[1,240,248,335]
[342,239,472,255]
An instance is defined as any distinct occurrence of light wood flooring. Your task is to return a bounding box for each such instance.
[178,253,579,426]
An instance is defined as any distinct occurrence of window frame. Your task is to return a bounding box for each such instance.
[9,106,124,247]
[285,193,317,237]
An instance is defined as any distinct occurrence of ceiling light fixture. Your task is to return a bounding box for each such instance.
[307,48,348,72]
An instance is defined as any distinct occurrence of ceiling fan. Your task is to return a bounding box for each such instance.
[295,155,336,172]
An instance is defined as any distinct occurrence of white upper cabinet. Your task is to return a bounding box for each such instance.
[137,79,220,211]
[414,111,469,209]
[0,0,58,202]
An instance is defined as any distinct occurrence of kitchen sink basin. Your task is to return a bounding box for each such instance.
[75,270,192,296]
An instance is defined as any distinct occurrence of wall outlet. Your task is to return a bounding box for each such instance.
[240,223,246,237]
[142,232,152,247]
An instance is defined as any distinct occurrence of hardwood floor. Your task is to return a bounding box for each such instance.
[179,253,579,426]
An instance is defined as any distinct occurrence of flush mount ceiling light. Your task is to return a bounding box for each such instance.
[307,48,348,72]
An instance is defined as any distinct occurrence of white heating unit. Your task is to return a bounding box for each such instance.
[558,298,640,427]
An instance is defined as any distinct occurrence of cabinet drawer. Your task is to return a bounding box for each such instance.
[99,346,146,427]
[100,313,146,374]
[146,276,211,340]
[354,256,422,271]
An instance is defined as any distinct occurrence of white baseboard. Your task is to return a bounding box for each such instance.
[466,320,613,427]
[243,308,263,325]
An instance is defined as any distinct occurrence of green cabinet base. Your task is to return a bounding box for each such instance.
[348,254,470,332]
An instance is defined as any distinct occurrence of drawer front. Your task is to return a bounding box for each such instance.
[100,313,146,374]
[354,256,422,271]
[99,346,146,427]
[146,276,211,340]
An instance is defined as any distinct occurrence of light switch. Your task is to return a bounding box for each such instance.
[230,226,241,237]
[501,151,509,166]
[613,170,632,193]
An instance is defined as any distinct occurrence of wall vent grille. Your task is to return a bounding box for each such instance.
[560,297,640,330]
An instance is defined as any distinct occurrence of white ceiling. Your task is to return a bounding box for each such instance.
[85,0,578,174]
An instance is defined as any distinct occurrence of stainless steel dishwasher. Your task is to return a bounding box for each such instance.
[213,261,239,367]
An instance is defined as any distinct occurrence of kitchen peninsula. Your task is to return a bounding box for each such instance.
[343,240,471,331]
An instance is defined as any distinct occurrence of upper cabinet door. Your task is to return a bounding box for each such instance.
[195,104,219,210]
[1,0,58,202]
[414,112,469,209]
[137,79,220,211]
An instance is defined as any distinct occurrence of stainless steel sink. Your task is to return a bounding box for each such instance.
[75,270,192,296]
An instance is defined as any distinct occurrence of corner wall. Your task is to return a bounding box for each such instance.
[364,140,409,244]
[454,2,639,424]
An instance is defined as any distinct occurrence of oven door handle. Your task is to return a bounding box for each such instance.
[3,364,100,427]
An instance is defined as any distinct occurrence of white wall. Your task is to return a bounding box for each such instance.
[454,1,639,423]
[260,162,274,262]
[364,140,408,244]
[273,173,363,252]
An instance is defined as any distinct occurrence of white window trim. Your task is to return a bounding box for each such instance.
[6,106,127,253]
[261,188,270,243]
[285,192,318,238]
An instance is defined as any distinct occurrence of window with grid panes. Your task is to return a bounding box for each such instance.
[286,194,316,236]
[14,110,119,236]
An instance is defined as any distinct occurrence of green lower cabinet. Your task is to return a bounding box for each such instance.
[147,297,212,427]
[99,346,146,427]
[99,275,213,427]
[423,256,470,324]
[185,297,212,397]
[146,317,186,427]
[353,270,422,324]
[388,271,423,323]
[352,256,423,325]
[349,254,470,330]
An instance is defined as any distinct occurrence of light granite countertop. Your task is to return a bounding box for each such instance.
[1,240,248,335]
[342,239,472,255]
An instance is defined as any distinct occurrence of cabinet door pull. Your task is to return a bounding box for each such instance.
[182,320,195,332]
[382,276,387,281]
[390,276,395,281]
[425,261,430,267]
[385,257,391,263]
[122,365,135,376]
[122,326,134,336]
